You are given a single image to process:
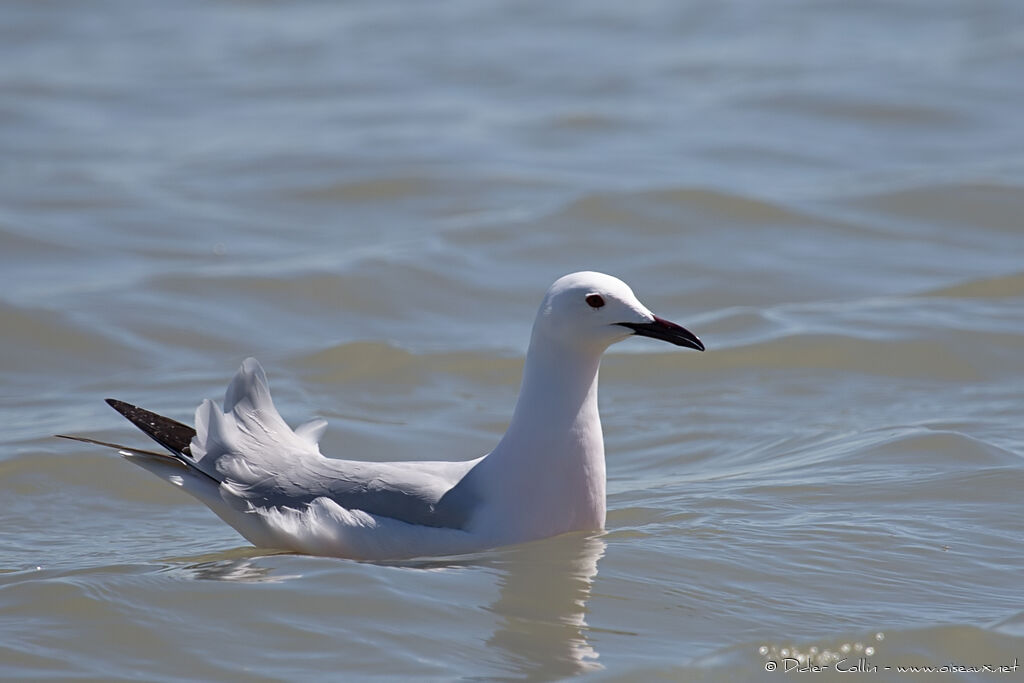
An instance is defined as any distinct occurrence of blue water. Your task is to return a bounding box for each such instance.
[2,1,1023,680]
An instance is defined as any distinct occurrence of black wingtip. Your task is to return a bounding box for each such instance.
[105,398,196,458]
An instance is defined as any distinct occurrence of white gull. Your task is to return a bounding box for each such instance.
[59,271,704,560]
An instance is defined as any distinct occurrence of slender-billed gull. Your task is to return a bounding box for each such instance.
[59,272,704,560]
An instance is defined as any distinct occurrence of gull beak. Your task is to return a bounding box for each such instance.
[617,316,705,351]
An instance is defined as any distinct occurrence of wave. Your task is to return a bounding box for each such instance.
[0,300,141,376]
[835,181,1024,234]
[918,271,1024,299]
[295,341,522,387]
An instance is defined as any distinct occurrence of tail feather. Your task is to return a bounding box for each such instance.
[54,434,184,464]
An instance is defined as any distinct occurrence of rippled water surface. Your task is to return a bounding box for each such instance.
[3,1,1024,680]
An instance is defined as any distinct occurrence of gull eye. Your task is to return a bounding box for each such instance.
[585,294,605,309]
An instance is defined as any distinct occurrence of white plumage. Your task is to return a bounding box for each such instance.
[66,272,704,560]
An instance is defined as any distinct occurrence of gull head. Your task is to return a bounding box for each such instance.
[533,271,705,353]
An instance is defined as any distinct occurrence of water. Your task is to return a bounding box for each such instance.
[2,0,1023,680]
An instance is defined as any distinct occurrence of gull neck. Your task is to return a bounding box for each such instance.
[497,330,605,457]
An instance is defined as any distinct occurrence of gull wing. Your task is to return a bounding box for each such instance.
[100,359,481,529]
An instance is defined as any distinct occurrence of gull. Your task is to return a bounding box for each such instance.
[59,272,704,560]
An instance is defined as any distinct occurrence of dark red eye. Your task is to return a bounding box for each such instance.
[585,294,605,309]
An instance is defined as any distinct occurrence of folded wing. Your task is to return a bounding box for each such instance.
[103,358,479,531]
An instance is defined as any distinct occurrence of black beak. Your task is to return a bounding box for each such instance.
[617,316,705,351]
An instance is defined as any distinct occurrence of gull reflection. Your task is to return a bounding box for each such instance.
[483,532,606,677]
[165,533,607,677]
[165,547,296,583]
